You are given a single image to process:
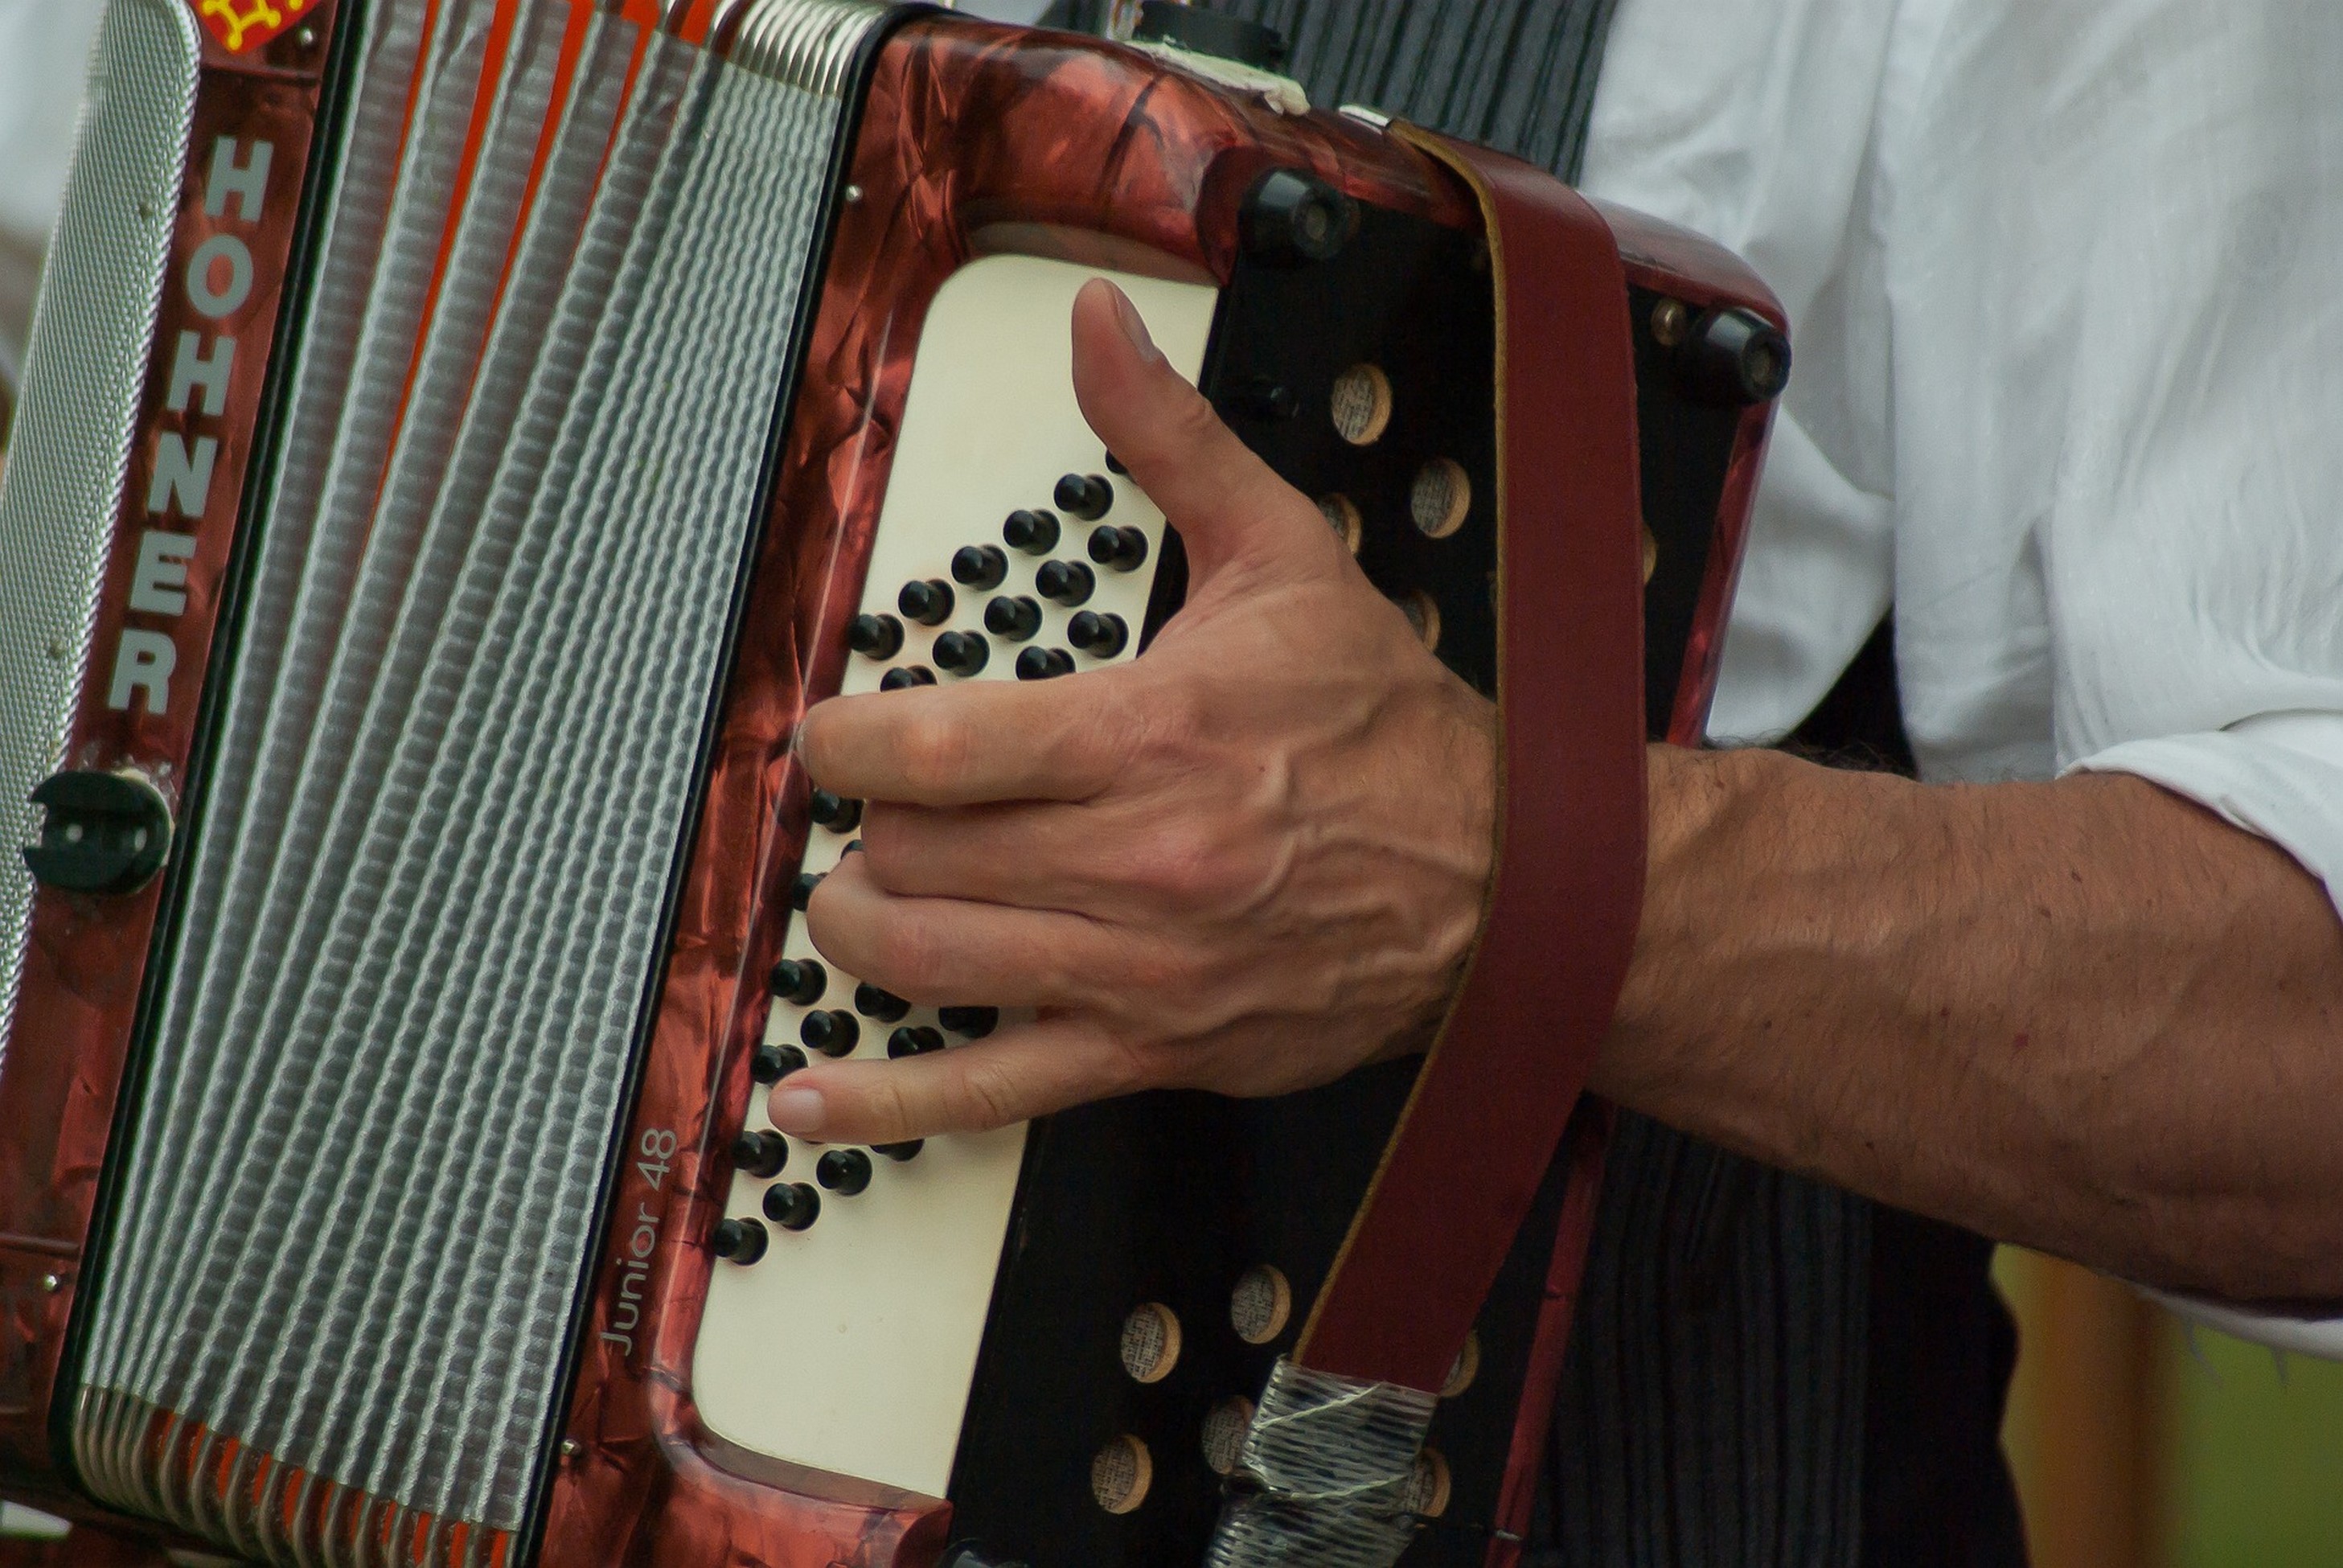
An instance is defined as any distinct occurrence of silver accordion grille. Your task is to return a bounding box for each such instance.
[0,0,199,1071]
[55,0,888,1561]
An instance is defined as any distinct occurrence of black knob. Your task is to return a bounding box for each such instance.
[22,771,174,897]
[763,1182,821,1231]
[712,1217,769,1264]
[732,1128,788,1179]
[1105,451,1128,475]
[856,983,911,1023]
[808,790,862,831]
[1239,167,1356,268]
[888,1024,946,1058]
[1036,560,1095,607]
[751,1043,808,1084]
[1015,647,1077,682]
[952,544,1010,590]
[848,612,905,659]
[1086,527,1149,573]
[934,630,991,677]
[880,665,938,692]
[770,957,827,1006]
[876,1139,925,1162]
[985,596,1043,642]
[939,1005,1000,1039]
[816,1148,874,1196]
[801,1009,860,1057]
[1678,307,1792,405]
[790,872,825,910]
[1054,474,1115,521]
[900,579,956,626]
[1066,612,1130,659]
[1003,509,1061,555]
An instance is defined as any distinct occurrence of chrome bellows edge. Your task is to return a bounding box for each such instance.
[715,0,892,98]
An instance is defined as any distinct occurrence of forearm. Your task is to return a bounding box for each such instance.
[1602,745,2343,1302]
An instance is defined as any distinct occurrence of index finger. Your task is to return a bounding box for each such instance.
[798,671,1137,807]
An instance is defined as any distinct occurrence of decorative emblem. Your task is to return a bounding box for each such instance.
[192,0,313,55]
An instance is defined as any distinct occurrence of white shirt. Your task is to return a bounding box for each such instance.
[0,0,98,396]
[1582,0,2343,1353]
[3,1,2334,1347]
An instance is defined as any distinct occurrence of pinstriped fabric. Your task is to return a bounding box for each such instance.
[1535,1118,1868,1568]
[1198,0,1619,182]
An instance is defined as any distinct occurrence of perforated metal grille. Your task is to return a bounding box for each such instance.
[0,0,198,1066]
[64,0,874,1558]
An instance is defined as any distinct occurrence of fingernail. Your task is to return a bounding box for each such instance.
[1109,285,1162,364]
[769,1086,825,1135]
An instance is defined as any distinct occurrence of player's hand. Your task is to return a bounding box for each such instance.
[769,279,1496,1147]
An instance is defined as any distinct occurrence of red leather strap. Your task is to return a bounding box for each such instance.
[1295,130,1647,1393]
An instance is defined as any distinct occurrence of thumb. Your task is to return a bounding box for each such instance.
[1069,278,1343,586]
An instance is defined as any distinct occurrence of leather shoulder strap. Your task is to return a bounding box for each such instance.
[1295,128,1647,1393]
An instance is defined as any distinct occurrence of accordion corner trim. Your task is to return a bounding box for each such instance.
[190,0,317,55]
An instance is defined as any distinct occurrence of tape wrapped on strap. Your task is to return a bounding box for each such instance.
[1207,1360,1439,1568]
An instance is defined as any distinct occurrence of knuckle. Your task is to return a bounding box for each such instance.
[869,909,946,995]
[894,710,972,795]
[950,1056,1024,1134]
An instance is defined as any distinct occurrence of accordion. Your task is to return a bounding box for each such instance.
[0,4,1786,1568]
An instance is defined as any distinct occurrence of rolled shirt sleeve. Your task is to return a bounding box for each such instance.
[1590,0,2343,1348]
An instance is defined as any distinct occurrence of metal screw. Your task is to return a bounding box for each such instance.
[559,1439,581,1459]
[296,27,318,48]
[1651,298,1692,349]
[40,1274,61,1294]
[843,184,864,205]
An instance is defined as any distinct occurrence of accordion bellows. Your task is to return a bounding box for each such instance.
[53,0,880,1558]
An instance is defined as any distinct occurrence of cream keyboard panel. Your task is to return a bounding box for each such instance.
[691,255,1220,1498]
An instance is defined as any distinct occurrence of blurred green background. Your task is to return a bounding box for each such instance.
[1999,1250,2343,1568]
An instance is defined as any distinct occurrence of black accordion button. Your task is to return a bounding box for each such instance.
[801,1009,860,1057]
[764,1182,822,1231]
[809,790,861,831]
[938,1006,1000,1039]
[888,1025,946,1058]
[816,1148,874,1196]
[1055,473,1115,521]
[952,544,1010,590]
[935,630,991,677]
[1003,508,1061,555]
[770,957,827,1006]
[881,665,938,692]
[1015,647,1077,682]
[1067,611,1129,659]
[985,595,1043,642]
[849,612,905,659]
[1035,560,1095,607]
[856,983,911,1023]
[712,1217,769,1264]
[1087,526,1149,574]
[732,1129,788,1180]
[791,872,824,910]
[899,578,956,626]
[876,1139,925,1163]
[750,1044,808,1085]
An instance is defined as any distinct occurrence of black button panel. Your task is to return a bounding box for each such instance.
[733,454,1173,1249]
